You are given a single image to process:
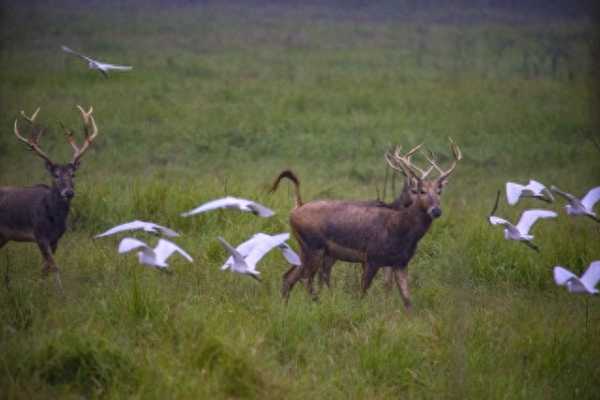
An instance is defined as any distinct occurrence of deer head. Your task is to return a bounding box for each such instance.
[385,138,461,219]
[14,105,98,199]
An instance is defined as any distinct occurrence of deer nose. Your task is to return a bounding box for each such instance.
[429,207,442,218]
[62,189,74,199]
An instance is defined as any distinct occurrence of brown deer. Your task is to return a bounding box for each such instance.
[0,106,99,288]
[271,139,461,309]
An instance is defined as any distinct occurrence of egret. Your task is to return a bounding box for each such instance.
[550,185,600,223]
[62,45,132,78]
[118,237,193,270]
[95,220,179,238]
[181,196,274,218]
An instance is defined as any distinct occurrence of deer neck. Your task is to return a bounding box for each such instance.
[49,184,72,216]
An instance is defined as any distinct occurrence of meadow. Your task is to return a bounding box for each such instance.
[1,1,599,398]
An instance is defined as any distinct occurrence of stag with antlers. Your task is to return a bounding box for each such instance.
[271,139,461,309]
[0,106,99,288]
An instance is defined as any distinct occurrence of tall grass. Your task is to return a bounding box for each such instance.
[1,1,599,399]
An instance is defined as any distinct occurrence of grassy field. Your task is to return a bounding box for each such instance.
[1,1,599,399]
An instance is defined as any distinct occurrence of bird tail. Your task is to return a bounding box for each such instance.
[270,169,303,208]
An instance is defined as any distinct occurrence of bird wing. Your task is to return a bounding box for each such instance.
[526,180,547,194]
[505,182,524,205]
[553,266,577,286]
[153,239,193,263]
[95,220,146,238]
[580,261,600,290]
[217,237,246,266]
[97,62,133,71]
[279,243,301,266]
[181,196,240,217]
[581,187,600,211]
[150,223,180,237]
[245,201,275,217]
[118,237,150,254]
[550,186,578,203]
[61,45,95,63]
[515,209,557,235]
[220,235,262,270]
[244,235,288,270]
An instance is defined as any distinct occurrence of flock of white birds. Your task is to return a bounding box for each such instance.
[489,180,600,295]
[95,196,299,280]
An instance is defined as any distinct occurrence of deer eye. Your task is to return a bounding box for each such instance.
[420,190,426,195]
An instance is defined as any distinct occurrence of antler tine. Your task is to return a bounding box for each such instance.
[437,137,462,182]
[13,108,55,165]
[60,121,81,153]
[390,143,436,179]
[386,145,421,180]
[71,105,99,165]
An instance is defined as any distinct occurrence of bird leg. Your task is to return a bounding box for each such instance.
[521,240,540,252]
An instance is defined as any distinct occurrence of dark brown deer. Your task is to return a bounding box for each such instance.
[0,106,99,288]
[271,139,461,309]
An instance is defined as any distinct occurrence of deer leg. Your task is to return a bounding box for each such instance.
[36,240,63,292]
[360,263,379,298]
[393,268,412,310]
[383,267,394,291]
[317,255,336,290]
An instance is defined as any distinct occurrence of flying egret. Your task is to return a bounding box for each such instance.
[62,45,132,78]
[488,209,557,251]
[217,233,292,281]
[550,185,600,223]
[95,220,179,238]
[118,237,193,269]
[181,196,275,218]
[220,233,301,271]
[554,261,600,294]
[506,180,554,205]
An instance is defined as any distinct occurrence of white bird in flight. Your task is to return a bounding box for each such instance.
[221,233,301,272]
[489,209,557,251]
[506,180,554,205]
[181,196,275,218]
[118,237,193,270]
[554,261,600,294]
[62,45,133,78]
[550,185,600,223]
[95,220,179,238]
[217,233,293,281]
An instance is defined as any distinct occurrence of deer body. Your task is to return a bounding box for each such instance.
[273,139,461,309]
[0,106,98,279]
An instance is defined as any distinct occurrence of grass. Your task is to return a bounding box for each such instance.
[1,1,600,399]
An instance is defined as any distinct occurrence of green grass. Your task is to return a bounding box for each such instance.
[1,1,600,399]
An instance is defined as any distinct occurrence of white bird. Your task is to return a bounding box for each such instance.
[554,261,600,294]
[221,233,301,271]
[506,180,554,205]
[62,45,132,78]
[95,220,179,238]
[550,185,600,223]
[181,196,275,218]
[118,237,193,269]
[488,209,557,251]
[217,233,293,281]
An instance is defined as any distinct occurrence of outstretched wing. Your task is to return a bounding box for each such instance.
[580,261,600,289]
[550,186,578,203]
[98,62,133,71]
[95,220,146,238]
[181,196,241,217]
[118,237,149,254]
[553,266,577,286]
[516,209,557,235]
[151,223,180,238]
[581,187,600,211]
[61,45,95,63]
[244,234,288,270]
[217,237,246,266]
[246,201,275,217]
[154,239,193,263]
[279,243,301,266]
[221,235,262,270]
[506,182,525,205]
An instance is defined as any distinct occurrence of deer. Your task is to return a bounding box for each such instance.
[0,105,99,289]
[270,139,461,309]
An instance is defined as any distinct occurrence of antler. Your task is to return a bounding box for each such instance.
[385,143,433,180]
[61,105,98,165]
[13,108,55,166]
[422,137,462,183]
